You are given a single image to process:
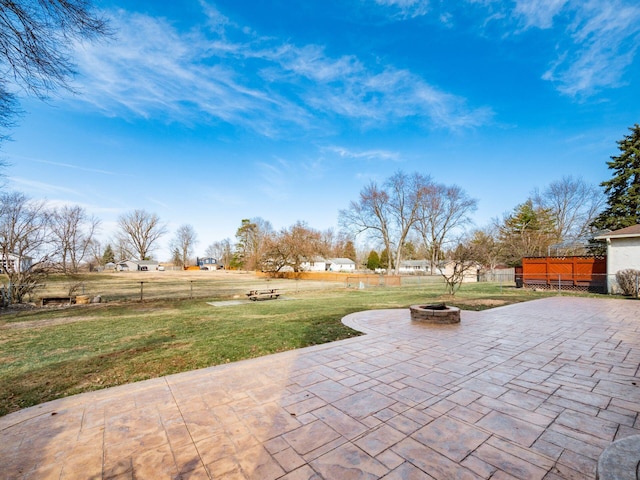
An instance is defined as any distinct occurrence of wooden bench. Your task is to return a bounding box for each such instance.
[246,289,280,301]
[41,296,74,306]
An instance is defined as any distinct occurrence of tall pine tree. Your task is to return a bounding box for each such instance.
[101,244,115,265]
[366,250,380,271]
[498,200,556,266]
[593,124,640,230]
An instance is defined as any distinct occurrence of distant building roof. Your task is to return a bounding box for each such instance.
[117,259,158,266]
[307,256,327,263]
[138,260,159,266]
[399,260,429,267]
[594,225,640,239]
[331,258,355,265]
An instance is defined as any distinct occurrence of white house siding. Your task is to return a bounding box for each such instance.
[301,258,328,272]
[595,225,640,294]
[116,260,159,271]
[329,258,356,272]
[436,262,480,283]
[398,260,429,274]
[138,261,159,271]
[606,237,640,293]
[0,254,32,273]
[117,260,138,271]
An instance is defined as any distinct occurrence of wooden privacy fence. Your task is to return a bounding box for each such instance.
[258,271,401,286]
[517,256,607,292]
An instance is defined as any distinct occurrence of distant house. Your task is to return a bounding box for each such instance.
[197,257,223,270]
[435,260,480,283]
[116,260,135,271]
[0,253,32,273]
[594,224,640,293]
[328,258,356,272]
[116,259,159,272]
[398,260,430,274]
[272,257,357,273]
[300,257,329,272]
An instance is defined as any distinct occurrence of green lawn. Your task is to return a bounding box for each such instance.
[0,279,595,417]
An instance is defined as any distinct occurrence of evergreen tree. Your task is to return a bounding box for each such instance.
[379,248,393,270]
[593,124,640,230]
[498,200,556,266]
[366,250,380,271]
[101,244,115,264]
[402,241,417,260]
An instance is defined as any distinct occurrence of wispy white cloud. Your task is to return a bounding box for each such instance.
[6,154,130,176]
[146,197,170,209]
[372,0,430,18]
[66,5,489,136]
[513,0,569,29]
[542,1,640,97]
[256,160,289,200]
[205,190,250,207]
[265,49,492,128]
[198,0,232,34]
[36,158,129,176]
[473,0,640,97]
[377,0,638,98]
[327,146,401,162]
[9,177,83,196]
[43,198,121,216]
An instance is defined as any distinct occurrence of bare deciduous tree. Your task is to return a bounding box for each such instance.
[261,221,323,273]
[112,235,129,263]
[0,191,50,303]
[440,242,479,296]
[414,183,477,274]
[205,238,233,268]
[319,228,356,260]
[169,224,198,268]
[0,0,110,135]
[49,205,100,273]
[468,226,502,273]
[340,171,430,275]
[532,176,605,250]
[117,210,167,260]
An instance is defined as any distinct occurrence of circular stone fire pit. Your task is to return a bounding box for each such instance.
[410,303,460,324]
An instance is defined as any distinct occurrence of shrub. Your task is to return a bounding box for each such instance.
[615,269,640,296]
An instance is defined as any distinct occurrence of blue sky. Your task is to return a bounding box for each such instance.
[3,0,640,260]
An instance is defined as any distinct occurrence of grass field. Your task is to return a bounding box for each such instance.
[0,271,600,417]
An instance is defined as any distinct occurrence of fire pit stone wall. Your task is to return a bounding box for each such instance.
[410,304,461,324]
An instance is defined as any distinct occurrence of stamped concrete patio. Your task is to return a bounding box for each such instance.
[1,296,639,479]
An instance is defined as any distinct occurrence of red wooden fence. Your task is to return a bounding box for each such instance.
[516,256,606,292]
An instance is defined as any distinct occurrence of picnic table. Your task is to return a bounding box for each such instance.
[246,289,280,301]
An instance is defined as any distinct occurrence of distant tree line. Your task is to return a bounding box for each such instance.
[227,218,357,273]
[2,124,640,303]
[333,172,606,273]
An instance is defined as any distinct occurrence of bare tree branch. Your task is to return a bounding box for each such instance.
[0,0,111,136]
[340,171,431,275]
[0,191,50,303]
[49,204,100,273]
[169,224,198,268]
[117,210,167,261]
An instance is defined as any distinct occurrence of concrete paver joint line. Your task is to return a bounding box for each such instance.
[1,296,640,479]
